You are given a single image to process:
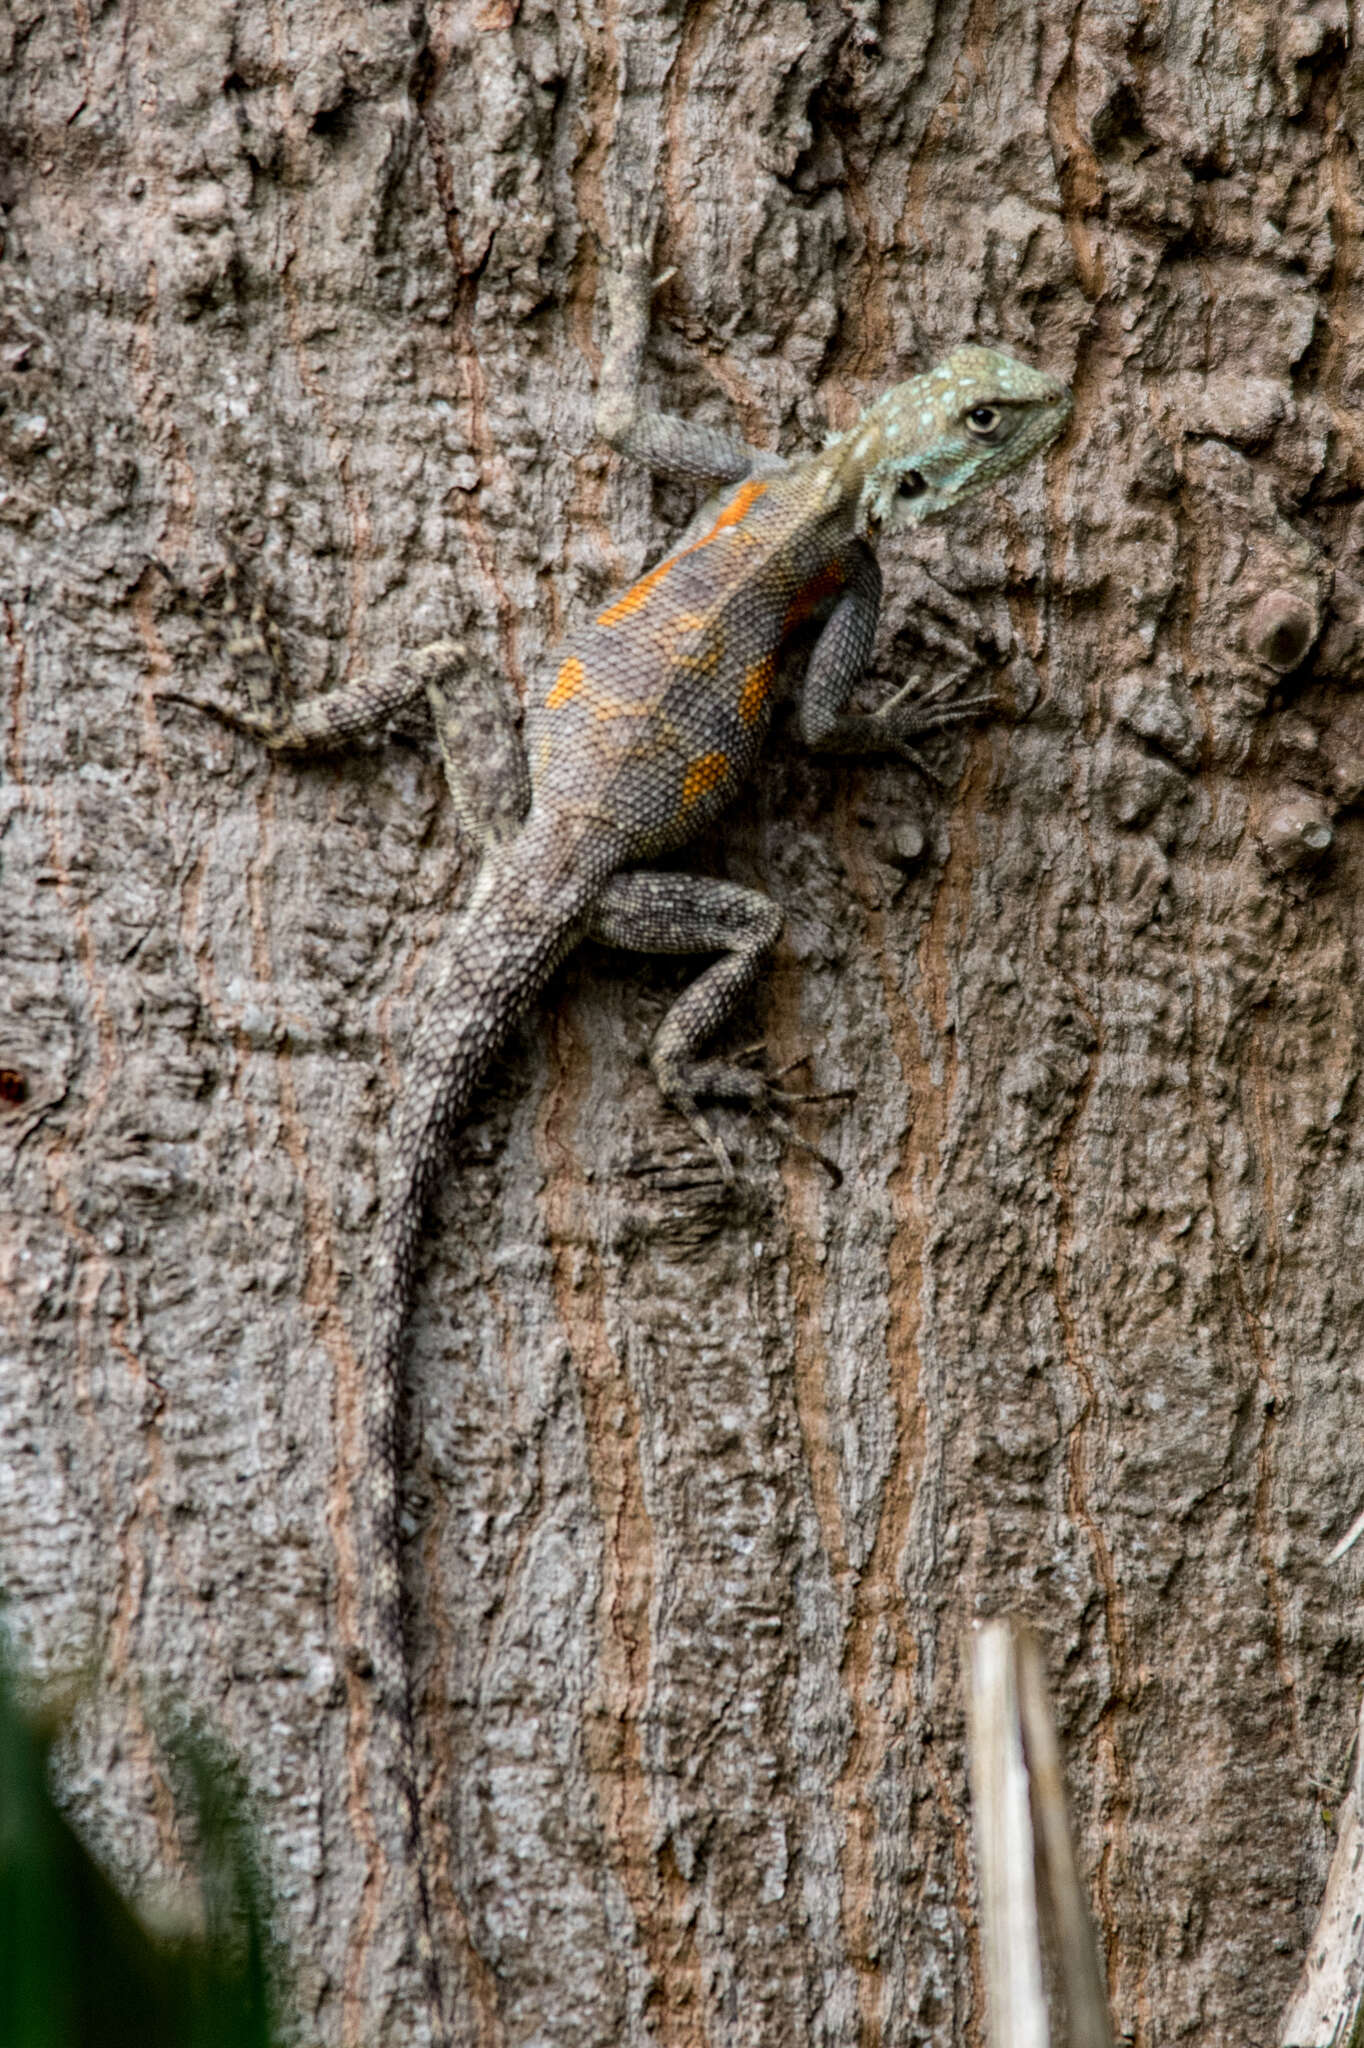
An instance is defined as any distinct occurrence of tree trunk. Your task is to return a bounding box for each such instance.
[3,3,1363,2044]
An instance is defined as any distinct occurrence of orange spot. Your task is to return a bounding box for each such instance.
[546,655,585,708]
[597,479,770,628]
[782,560,847,634]
[738,654,776,727]
[679,750,730,812]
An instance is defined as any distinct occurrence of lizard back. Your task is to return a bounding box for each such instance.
[524,464,855,861]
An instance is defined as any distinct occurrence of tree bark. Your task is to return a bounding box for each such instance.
[3,3,1363,2044]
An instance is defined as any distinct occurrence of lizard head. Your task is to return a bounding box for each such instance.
[851,346,1072,540]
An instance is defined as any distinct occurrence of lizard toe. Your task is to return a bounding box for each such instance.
[154,689,297,747]
[655,1055,847,1183]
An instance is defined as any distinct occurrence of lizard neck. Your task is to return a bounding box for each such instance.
[785,427,882,537]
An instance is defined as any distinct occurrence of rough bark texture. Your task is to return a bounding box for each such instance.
[4,3,1364,2045]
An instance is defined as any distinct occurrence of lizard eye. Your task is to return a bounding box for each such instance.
[965,405,1002,438]
[895,470,927,499]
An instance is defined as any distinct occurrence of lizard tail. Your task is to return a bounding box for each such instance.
[357,830,593,2045]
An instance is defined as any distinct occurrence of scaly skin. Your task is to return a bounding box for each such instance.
[165,232,1072,2045]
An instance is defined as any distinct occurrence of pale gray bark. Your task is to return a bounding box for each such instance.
[3,3,1364,2045]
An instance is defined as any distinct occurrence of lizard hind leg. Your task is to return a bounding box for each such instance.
[417,643,531,854]
[588,871,843,1182]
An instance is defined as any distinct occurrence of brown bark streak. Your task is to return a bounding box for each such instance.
[4,3,1363,2044]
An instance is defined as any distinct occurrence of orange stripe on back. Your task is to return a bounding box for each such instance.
[596,559,674,628]
[597,479,771,629]
[703,477,768,538]
[546,655,586,708]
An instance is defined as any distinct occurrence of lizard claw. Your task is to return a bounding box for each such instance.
[602,192,676,298]
[657,1051,848,1185]
[686,1105,740,1185]
[154,687,294,745]
[870,675,1000,779]
[758,1109,845,1186]
[740,1045,857,1110]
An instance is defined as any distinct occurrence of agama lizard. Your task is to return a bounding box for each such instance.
[166,229,1071,2044]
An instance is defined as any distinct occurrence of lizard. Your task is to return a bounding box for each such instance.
[163,226,1072,2045]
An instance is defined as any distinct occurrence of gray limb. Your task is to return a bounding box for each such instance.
[797,545,997,777]
[157,553,432,751]
[235,659,431,750]
[420,646,531,852]
[588,870,840,1179]
[159,650,429,750]
[237,635,533,854]
[795,545,885,752]
[597,211,783,489]
[161,596,535,854]
[155,555,428,748]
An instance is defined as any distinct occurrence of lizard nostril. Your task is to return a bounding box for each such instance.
[896,471,927,499]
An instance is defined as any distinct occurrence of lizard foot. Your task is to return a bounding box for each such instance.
[155,552,430,754]
[656,1048,850,1186]
[154,685,301,747]
[152,550,297,734]
[602,192,675,306]
[872,672,1000,780]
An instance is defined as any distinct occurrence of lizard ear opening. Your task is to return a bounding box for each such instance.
[858,463,935,539]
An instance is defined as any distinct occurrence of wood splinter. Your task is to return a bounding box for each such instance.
[965,1618,1115,2048]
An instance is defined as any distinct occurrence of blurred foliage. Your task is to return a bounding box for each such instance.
[0,1650,292,2048]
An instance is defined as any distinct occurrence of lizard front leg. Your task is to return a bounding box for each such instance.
[796,544,999,778]
[160,568,536,852]
[596,205,786,490]
[224,649,439,751]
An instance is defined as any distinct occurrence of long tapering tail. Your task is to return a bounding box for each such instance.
[356,835,592,2043]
